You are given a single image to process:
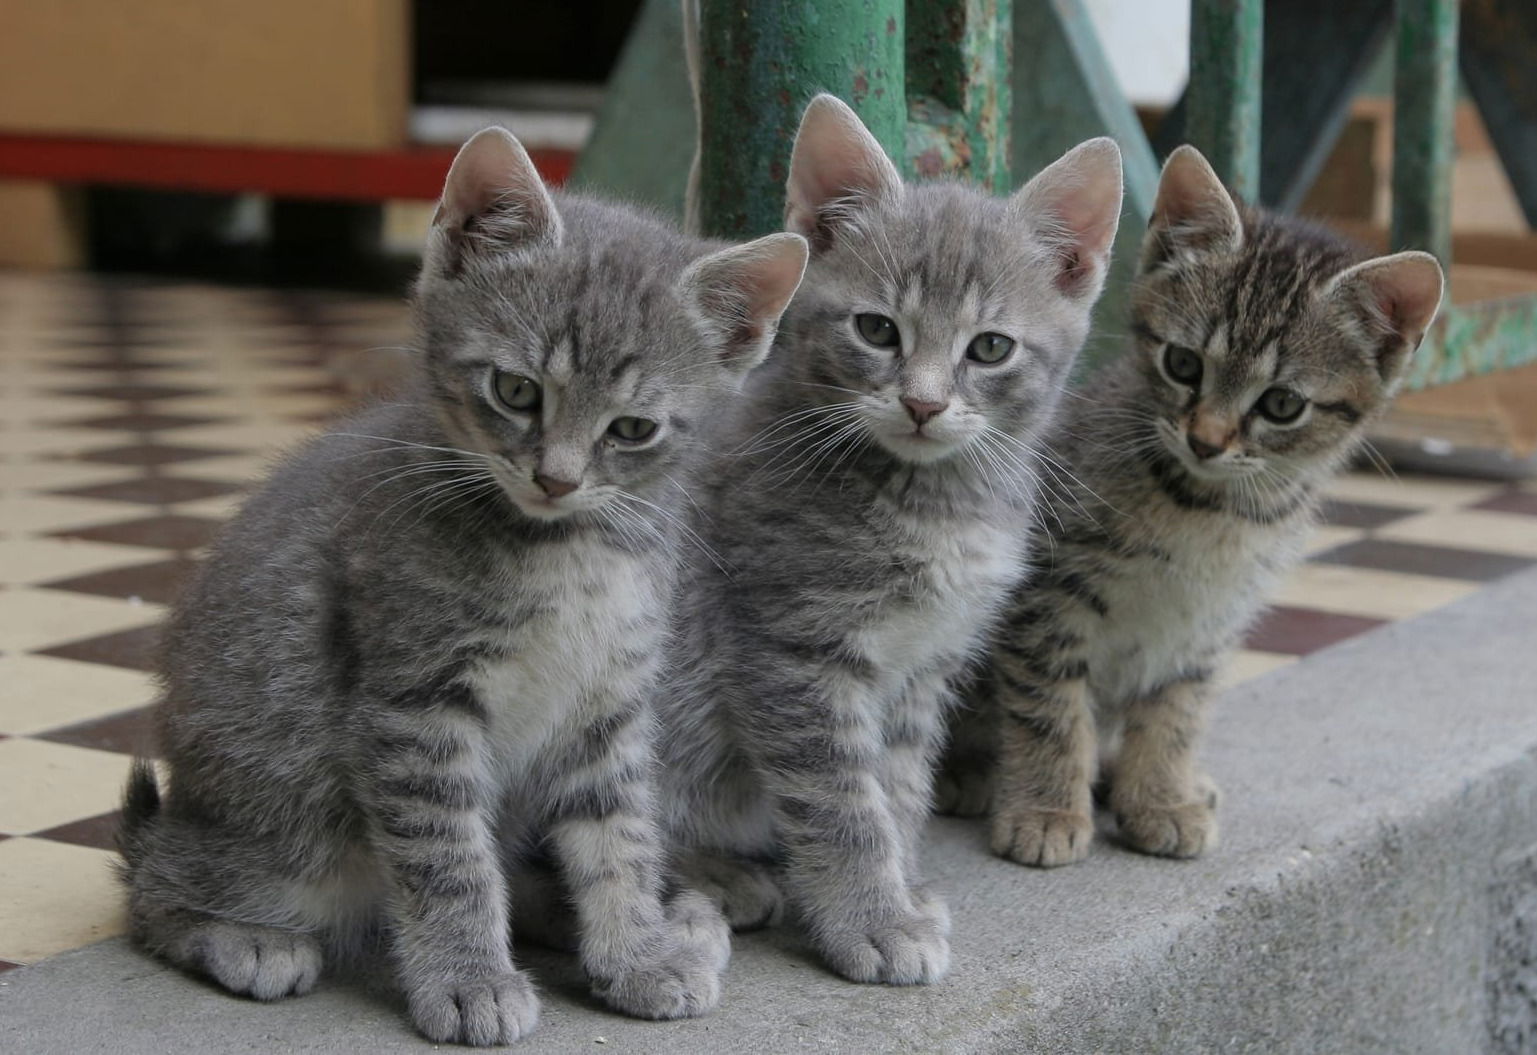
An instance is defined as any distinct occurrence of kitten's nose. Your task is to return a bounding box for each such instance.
[1186,433,1225,460]
[902,398,949,426]
[534,472,580,498]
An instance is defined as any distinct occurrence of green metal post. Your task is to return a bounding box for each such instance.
[905,0,1012,192]
[1186,0,1263,201]
[696,0,906,239]
[1391,0,1458,268]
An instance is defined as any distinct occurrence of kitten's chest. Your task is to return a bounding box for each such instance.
[468,538,665,763]
[856,511,1022,679]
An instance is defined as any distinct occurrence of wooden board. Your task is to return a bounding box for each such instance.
[0,1,409,150]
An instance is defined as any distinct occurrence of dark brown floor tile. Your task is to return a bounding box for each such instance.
[1320,499,1417,530]
[1245,606,1387,656]
[51,514,225,551]
[53,383,209,402]
[1312,538,1535,583]
[59,411,219,432]
[31,811,123,851]
[66,443,240,467]
[37,708,156,756]
[1472,491,1537,517]
[42,558,200,606]
[37,625,162,671]
[50,476,244,505]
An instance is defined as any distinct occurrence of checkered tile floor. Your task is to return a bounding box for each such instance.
[1,270,1534,973]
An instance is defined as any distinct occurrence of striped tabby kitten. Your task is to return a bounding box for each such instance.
[939,146,1443,867]
[659,95,1123,985]
[118,128,808,1045]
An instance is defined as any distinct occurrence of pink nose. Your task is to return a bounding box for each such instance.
[534,472,579,498]
[1186,433,1224,460]
[902,398,948,426]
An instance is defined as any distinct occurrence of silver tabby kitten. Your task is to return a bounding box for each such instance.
[117,127,808,1045]
[658,95,1124,985]
[938,146,1444,868]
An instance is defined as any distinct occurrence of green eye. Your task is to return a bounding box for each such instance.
[966,332,1015,365]
[1164,344,1203,385]
[608,416,658,443]
[855,313,900,348]
[1257,387,1306,423]
[493,372,541,412]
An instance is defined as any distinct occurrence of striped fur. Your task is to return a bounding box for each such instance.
[658,96,1123,985]
[117,129,806,1045]
[939,147,1444,867]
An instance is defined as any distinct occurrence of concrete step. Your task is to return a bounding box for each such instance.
[5,569,1537,1053]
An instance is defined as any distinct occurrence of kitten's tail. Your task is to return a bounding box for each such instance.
[117,758,162,871]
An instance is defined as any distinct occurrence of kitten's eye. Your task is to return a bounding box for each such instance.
[493,372,541,413]
[608,417,658,443]
[966,332,1015,365]
[1164,344,1203,386]
[1256,387,1307,424]
[855,313,901,348]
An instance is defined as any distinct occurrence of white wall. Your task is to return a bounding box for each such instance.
[1083,0,1189,107]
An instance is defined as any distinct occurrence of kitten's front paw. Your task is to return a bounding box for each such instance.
[990,807,1093,867]
[932,766,992,817]
[195,922,322,1001]
[1115,799,1218,859]
[665,889,732,974]
[592,906,728,1020]
[815,909,951,986]
[408,970,540,1046]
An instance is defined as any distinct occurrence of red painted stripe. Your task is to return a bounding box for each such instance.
[0,134,575,200]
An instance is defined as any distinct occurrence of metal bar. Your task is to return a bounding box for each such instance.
[1186,0,1264,201]
[1458,0,1537,230]
[1012,0,1160,370]
[569,0,694,217]
[1390,0,1457,267]
[905,0,1012,191]
[696,0,906,239]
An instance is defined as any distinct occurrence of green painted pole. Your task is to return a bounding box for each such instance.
[696,0,906,239]
[905,0,1012,192]
[1391,0,1457,268]
[1186,0,1263,201]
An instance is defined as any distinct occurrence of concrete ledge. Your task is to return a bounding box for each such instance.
[6,569,1537,1053]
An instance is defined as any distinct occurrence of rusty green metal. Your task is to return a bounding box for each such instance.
[1407,299,1537,391]
[1186,0,1263,202]
[695,0,906,239]
[1390,0,1457,269]
[904,0,1012,192]
[569,0,695,219]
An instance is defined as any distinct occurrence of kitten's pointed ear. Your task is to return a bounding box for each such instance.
[1144,145,1243,267]
[429,127,562,270]
[785,94,903,249]
[682,232,809,378]
[1012,136,1124,299]
[1328,250,1445,383]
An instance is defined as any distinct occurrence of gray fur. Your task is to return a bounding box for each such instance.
[938,146,1444,868]
[657,96,1123,985]
[118,128,806,1045]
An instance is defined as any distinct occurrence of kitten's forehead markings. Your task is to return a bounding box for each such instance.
[543,336,576,385]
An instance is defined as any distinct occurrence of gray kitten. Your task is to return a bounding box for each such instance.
[657,95,1124,985]
[938,146,1443,867]
[117,127,808,1045]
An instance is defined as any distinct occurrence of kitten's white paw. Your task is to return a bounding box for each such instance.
[196,922,322,1001]
[408,970,540,1046]
[815,909,951,986]
[990,806,1093,867]
[1115,799,1218,859]
[592,914,727,1020]
[932,767,992,818]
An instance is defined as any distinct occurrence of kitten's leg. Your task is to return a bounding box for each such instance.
[933,674,998,818]
[366,701,539,1046]
[753,675,948,986]
[675,850,784,931]
[545,697,729,1021]
[881,671,956,938]
[989,658,1098,868]
[1109,676,1219,858]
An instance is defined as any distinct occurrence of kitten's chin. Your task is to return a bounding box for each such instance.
[875,432,963,464]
